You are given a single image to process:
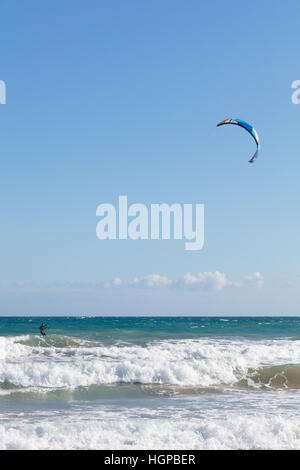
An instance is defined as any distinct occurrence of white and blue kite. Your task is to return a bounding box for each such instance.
[217,118,260,163]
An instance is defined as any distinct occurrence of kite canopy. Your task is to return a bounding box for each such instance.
[217,118,260,163]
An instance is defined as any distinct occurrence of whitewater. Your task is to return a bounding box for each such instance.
[1,316,300,449]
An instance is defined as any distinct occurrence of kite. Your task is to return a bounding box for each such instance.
[217,118,260,163]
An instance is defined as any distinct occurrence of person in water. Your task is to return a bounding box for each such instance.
[39,323,48,336]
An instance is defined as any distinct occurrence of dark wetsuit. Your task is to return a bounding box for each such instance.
[39,323,48,336]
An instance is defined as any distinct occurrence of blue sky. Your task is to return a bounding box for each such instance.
[1,0,300,315]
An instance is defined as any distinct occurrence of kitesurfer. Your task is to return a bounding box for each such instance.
[39,322,48,336]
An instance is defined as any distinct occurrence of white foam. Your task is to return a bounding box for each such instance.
[1,336,300,389]
[0,406,300,450]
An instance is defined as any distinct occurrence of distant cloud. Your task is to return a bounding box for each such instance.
[242,272,264,289]
[103,277,123,289]
[179,271,264,291]
[101,271,264,291]
[11,281,35,288]
[179,271,232,291]
[4,271,264,294]
[129,274,172,289]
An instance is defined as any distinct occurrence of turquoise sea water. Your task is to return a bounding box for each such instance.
[1,316,300,449]
[2,316,300,341]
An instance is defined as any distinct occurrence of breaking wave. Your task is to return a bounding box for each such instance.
[1,335,300,396]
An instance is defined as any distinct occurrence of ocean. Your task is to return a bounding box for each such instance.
[1,316,300,450]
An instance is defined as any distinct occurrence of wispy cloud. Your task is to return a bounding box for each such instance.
[178,271,232,291]
[129,274,172,289]
[242,272,264,289]
[3,271,264,294]
[102,271,264,291]
[12,281,35,288]
[103,277,123,289]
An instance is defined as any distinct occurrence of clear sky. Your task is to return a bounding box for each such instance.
[1,0,300,315]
